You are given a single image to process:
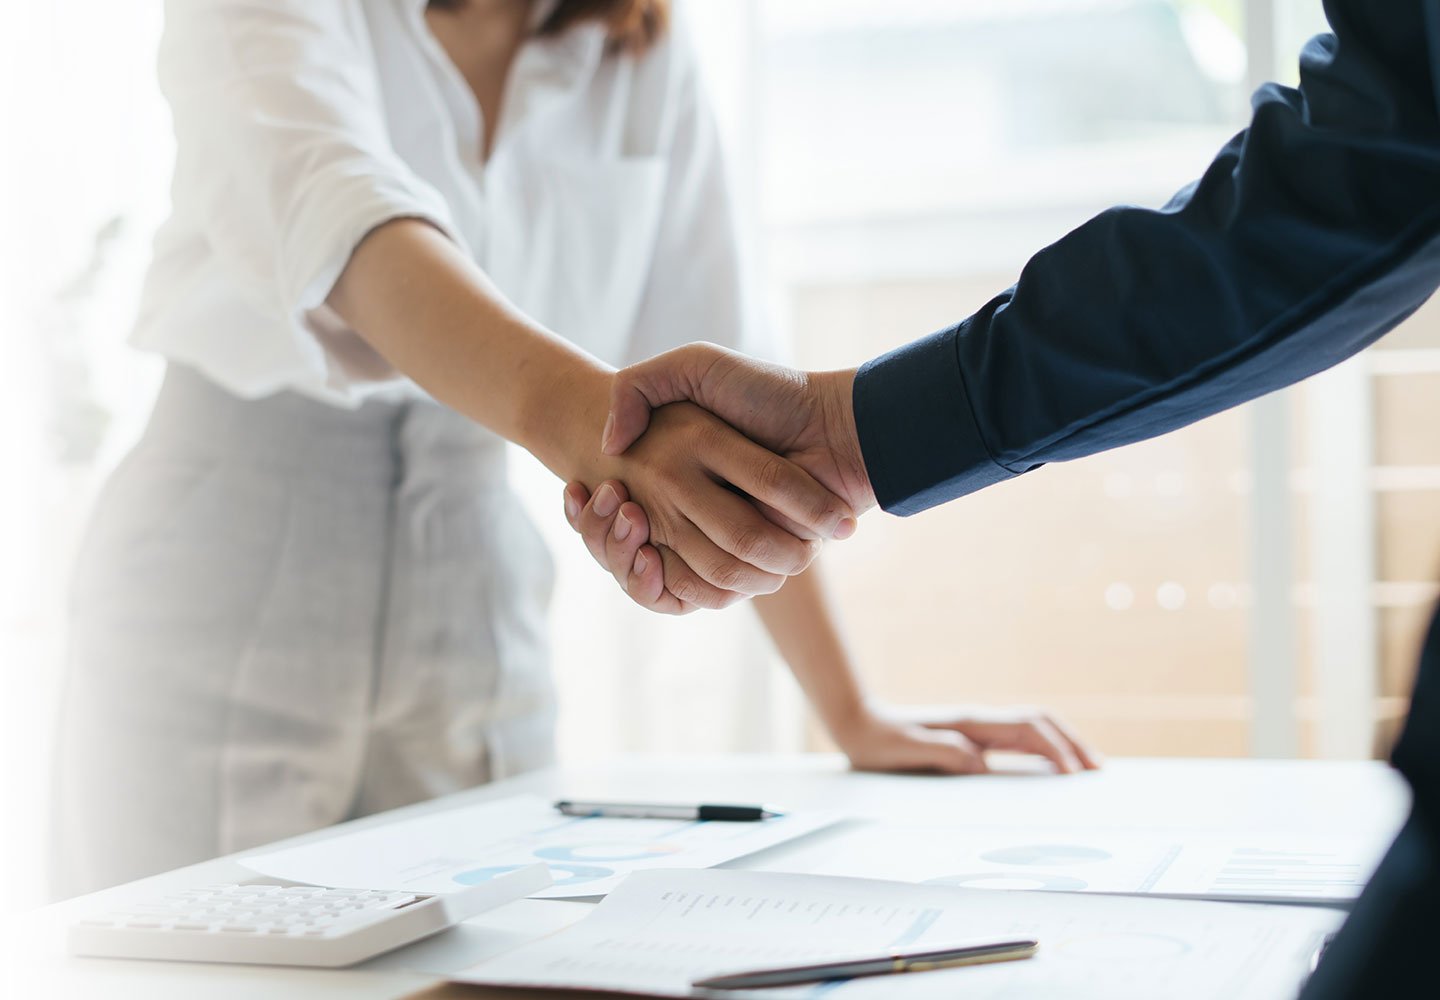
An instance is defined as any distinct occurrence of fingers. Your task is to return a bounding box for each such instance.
[1043,713,1104,770]
[567,480,644,580]
[591,504,752,613]
[566,480,692,614]
[664,516,785,600]
[564,481,610,569]
[1016,718,1085,775]
[985,712,1098,774]
[605,502,675,613]
[700,427,854,543]
[609,502,657,593]
[684,477,823,577]
[655,544,747,611]
[603,344,727,456]
[854,727,988,776]
[624,539,674,610]
[927,711,1098,776]
[580,482,648,580]
[563,467,785,610]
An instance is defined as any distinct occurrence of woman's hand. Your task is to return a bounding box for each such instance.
[830,704,1103,776]
[564,479,671,608]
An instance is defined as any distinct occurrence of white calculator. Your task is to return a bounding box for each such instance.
[67,863,550,967]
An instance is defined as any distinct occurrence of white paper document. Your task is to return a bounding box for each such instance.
[753,822,1384,904]
[240,795,835,899]
[457,868,1341,999]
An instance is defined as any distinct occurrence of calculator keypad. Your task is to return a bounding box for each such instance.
[78,885,423,938]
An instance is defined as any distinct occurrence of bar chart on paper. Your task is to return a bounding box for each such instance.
[1204,845,1370,899]
[756,823,1384,904]
[240,795,835,899]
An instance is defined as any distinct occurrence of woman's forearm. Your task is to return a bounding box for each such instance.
[326,218,609,480]
[327,217,847,608]
[753,561,869,736]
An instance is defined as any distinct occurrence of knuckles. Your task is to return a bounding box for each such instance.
[666,572,716,609]
[728,525,777,570]
[691,418,735,460]
[750,454,789,504]
[705,556,751,594]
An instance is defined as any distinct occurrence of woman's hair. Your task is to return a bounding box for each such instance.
[427,1,669,54]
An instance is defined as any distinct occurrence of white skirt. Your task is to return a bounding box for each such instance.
[50,364,556,897]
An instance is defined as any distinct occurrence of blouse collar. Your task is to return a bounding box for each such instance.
[407,0,608,144]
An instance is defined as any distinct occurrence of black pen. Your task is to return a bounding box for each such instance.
[553,800,784,822]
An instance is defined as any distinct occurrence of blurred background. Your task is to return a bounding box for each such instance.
[3,0,1437,911]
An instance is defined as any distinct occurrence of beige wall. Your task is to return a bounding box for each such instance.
[790,276,1440,759]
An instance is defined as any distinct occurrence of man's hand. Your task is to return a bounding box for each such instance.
[571,344,878,610]
[573,402,852,611]
[603,343,877,518]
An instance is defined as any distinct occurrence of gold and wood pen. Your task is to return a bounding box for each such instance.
[692,937,1040,991]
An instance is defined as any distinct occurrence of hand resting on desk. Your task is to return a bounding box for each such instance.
[562,477,1101,776]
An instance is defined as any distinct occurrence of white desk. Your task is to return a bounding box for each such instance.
[14,755,1410,1000]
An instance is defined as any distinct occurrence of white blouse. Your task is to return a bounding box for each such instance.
[134,0,763,405]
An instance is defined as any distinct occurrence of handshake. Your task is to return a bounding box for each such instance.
[560,343,875,614]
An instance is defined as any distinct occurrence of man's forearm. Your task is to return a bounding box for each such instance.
[856,0,1440,515]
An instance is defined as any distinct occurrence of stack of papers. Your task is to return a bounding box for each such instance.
[240,795,835,899]
[457,868,1341,999]
[238,790,1365,997]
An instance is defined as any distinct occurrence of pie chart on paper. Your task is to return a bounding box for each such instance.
[534,843,686,864]
[454,862,617,887]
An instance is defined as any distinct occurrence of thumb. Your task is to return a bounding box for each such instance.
[602,344,726,455]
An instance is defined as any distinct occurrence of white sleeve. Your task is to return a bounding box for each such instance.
[158,0,464,359]
[622,20,781,366]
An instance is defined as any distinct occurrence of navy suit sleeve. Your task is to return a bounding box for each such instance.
[854,0,1440,515]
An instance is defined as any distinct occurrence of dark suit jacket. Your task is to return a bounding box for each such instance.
[1302,610,1438,998]
[851,1,1440,993]
[854,1,1440,516]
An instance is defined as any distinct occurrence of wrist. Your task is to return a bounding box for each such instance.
[815,688,880,747]
[814,368,877,513]
[519,360,613,482]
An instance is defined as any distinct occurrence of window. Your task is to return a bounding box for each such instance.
[681,0,1439,758]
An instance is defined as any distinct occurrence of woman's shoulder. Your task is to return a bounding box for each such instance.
[593,0,708,139]
[158,0,389,82]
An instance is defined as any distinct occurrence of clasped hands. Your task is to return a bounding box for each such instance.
[561,343,873,614]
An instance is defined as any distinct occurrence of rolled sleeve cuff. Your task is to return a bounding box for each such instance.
[281,159,466,314]
[853,323,1018,516]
